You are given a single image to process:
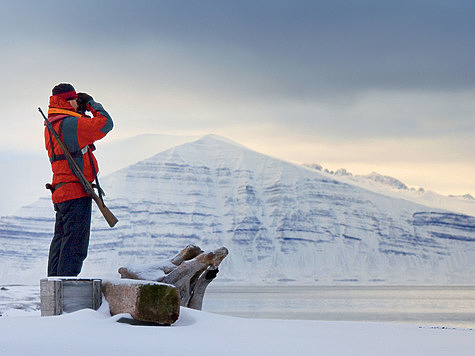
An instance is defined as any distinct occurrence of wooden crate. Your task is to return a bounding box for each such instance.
[40,278,102,316]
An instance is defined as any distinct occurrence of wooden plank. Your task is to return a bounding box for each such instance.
[92,279,102,310]
[40,278,63,316]
[62,280,93,312]
[40,278,102,316]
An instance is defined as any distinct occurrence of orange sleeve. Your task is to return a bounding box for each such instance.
[76,100,113,147]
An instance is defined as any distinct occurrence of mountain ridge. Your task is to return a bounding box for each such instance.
[303,162,475,217]
[2,133,472,217]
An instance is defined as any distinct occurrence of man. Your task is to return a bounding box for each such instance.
[45,83,113,276]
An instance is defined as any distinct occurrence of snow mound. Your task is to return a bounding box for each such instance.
[0,307,473,356]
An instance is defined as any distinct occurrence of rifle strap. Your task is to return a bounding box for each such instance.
[49,145,89,163]
[87,149,105,204]
[47,125,57,162]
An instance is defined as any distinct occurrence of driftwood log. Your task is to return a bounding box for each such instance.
[118,245,228,310]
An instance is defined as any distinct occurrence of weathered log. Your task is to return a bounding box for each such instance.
[118,244,203,280]
[118,245,228,310]
[188,267,219,310]
[170,244,203,266]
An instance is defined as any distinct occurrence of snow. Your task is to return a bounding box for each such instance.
[121,261,175,281]
[0,307,473,356]
[101,278,170,287]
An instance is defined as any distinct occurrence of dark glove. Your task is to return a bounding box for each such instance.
[77,92,93,113]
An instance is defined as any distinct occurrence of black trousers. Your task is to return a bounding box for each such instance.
[47,196,92,277]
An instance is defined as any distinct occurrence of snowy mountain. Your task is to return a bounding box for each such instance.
[304,164,475,217]
[94,133,200,177]
[354,172,409,190]
[0,152,51,217]
[449,194,475,201]
[0,135,474,285]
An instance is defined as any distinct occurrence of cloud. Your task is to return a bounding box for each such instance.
[2,1,475,96]
[0,0,474,194]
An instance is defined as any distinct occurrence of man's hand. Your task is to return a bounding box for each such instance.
[77,92,93,113]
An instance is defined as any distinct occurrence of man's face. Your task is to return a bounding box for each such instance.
[68,99,78,111]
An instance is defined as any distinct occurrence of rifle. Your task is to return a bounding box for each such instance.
[39,107,118,228]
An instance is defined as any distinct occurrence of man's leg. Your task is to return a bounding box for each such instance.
[47,205,64,276]
[56,197,92,276]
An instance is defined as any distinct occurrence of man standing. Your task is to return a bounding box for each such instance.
[45,83,113,276]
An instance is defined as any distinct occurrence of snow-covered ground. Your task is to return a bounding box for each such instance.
[1,283,473,355]
[0,305,473,356]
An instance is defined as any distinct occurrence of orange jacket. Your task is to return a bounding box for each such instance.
[45,95,113,204]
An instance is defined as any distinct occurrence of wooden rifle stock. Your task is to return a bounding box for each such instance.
[39,107,118,228]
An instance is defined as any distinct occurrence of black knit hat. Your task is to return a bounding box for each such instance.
[52,83,77,100]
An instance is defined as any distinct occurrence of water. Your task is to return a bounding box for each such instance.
[0,285,41,313]
[1,284,474,328]
[202,285,475,329]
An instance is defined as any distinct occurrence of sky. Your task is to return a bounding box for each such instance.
[1,0,474,196]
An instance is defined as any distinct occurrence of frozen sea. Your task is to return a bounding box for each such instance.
[1,284,474,329]
[202,285,475,329]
